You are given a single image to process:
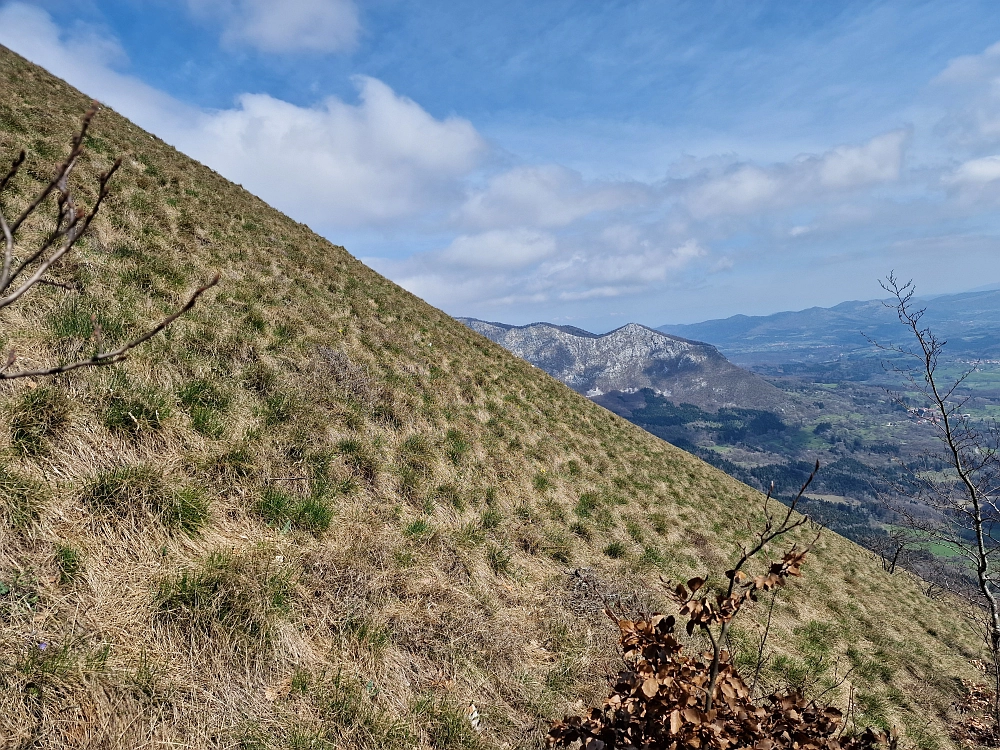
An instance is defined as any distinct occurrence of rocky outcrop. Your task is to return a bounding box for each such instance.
[459,318,785,412]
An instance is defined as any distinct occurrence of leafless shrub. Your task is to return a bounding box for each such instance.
[870,273,1000,727]
[0,103,217,380]
[319,347,374,405]
[863,528,915,575]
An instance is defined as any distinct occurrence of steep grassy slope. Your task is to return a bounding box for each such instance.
[0,46,983,749]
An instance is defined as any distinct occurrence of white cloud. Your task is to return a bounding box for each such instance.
[684,131,907,218]
[458,165,646,230]
[946,155,1000,185]
[934,40,1000,86]
[0,3,190,130]
[0,3,485,228]
[686,165,780,217]
[817,130,906,188]
[933,41,1000,148]
[709,256,734,273]
[185,79,485,225]
[186,0,359,54]
[439,229,557,270]
[375,226,707,311]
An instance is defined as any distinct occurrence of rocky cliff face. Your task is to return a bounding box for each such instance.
[459,319,786,411]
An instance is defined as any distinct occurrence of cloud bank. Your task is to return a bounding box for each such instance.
[185,0,360,54]
[4,2,1000,326]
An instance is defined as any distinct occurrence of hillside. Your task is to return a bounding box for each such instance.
[458,319,786,412]
[0,45,984,749]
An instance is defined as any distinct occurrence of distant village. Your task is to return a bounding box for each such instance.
[906,406,940,425]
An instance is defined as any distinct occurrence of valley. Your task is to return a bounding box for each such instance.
[464,305,1000,560]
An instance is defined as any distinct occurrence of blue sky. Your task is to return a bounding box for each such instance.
[3,1,1000,330]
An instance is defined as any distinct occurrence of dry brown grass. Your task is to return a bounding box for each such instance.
[0,43,986,749]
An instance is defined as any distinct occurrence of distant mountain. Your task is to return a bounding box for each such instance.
[459,318,786,412]
[658,288,1000,367]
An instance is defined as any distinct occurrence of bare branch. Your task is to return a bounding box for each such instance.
[5,103,97,240]
[0,105,219,383]
[0,274,220,380]
[870,271,1000,724]
[0,158,121,309]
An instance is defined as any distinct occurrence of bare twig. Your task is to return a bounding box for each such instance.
[702,462,818,710]
[0,274,219,380]
[0,104,220,381]
[751,588,778,697]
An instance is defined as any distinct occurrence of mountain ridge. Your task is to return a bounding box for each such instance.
[659,288,1000,365]
[459,317,788,412]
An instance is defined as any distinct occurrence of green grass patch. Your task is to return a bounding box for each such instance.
[262,390,297,426]
[54,545,82,584]
[178,379,229,437]
[310,672,415,750]
[413,696,482,750]
[255,485,333,532]
[0,465,45,527]
[480,507,502,530]
[603,541,627,559]
[48,297,130,346]
[80,465,207,531]
[486,543,512,575]
[9,386,69,456]
[103,371,171,436]
[444,429,470,465]
[404,518,432,538]
[156,549,293,650]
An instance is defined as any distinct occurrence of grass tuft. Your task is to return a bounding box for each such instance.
[0,465,45,527]
[54,545,83,584]
[262,390,297,426]
[163,486,210,532]
[9,386,70,455]
[414,696,483,750]
[486,543,512,575]
[48,296,129,346]
[445,429,469,465]
[255,485,333,532]
[103,371,171,436]
[338,439,378,483]
[603,541,627,559]
[80,465,207,531]
[179,379,229,437]
[481,507,502,530]
[312,672,415,749]
[213,445,257,480]
[156,549,293,650]
[404,518,432,538]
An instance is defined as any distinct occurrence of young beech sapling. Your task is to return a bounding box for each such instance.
[548,465,897,750]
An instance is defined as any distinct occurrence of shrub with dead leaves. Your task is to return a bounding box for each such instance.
[547,607,894,750]
[548,464,897,750]
[952,676,1000,747]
